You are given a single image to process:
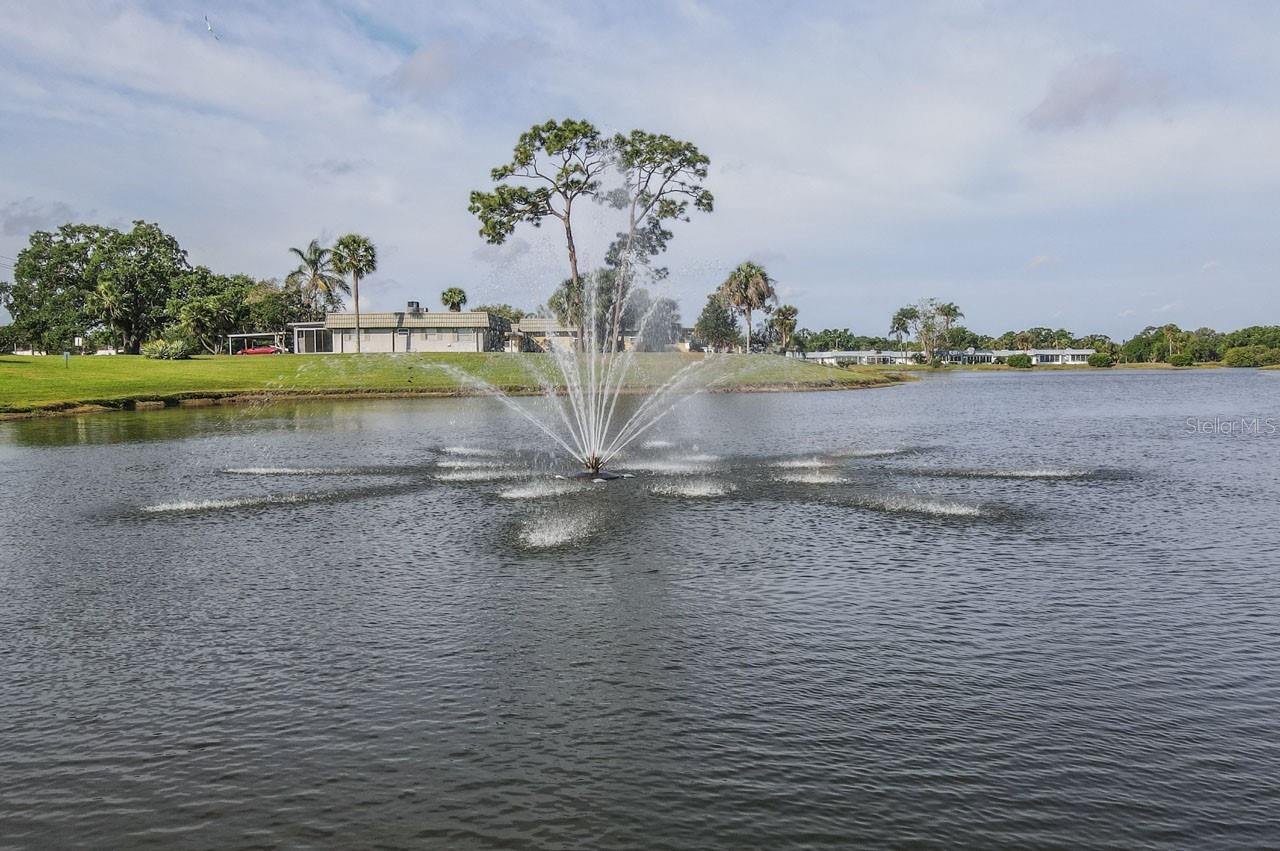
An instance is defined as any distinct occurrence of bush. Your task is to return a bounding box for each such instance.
[141,338,194,360]
[1169,353,1194,367]
[1006,353,1033,369]
[1221,345,1280,367]
[1087,352,1114,368]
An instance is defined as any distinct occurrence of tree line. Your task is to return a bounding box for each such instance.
[0,222,386,355]
[793,299,1280,366]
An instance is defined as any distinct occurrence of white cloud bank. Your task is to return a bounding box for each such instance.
[1,0,1278,335]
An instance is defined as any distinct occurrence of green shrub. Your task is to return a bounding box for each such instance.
[141,338,194,360]
[1007,353,1033,369]
[1087,352,1114,368]
[1223,346,1265,367]
[1169,353,1194,367]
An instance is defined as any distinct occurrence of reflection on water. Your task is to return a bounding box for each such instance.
[2,370,1279,849]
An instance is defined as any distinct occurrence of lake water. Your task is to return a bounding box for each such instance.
[2,370,1279,849]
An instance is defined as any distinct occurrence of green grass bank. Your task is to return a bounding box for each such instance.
[0,353,904,417]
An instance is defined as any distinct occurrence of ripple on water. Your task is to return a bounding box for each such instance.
[222,467,352,476]
[441,446,503,457]
[617,459,718,475]
[435,458,504,469]
[516,513,592,548]
[775,471,849,485]
[771,458,831,469]
[499,481,587,499]
[650,480,736,498]
[853,493,984,517]
[837,448,916,458]
[916,467,1094,480]
[142,493,317,514]
[436,469,528,482]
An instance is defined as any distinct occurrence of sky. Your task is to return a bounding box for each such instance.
[1,0,1278,338]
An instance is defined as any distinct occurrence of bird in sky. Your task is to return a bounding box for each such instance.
[204,15,221,41]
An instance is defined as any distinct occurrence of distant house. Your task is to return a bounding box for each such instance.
[509,318,579,353]
[804,350,917,366]
[290,301,510,354]
[803,348,1096,366]
[941,348,1095,365]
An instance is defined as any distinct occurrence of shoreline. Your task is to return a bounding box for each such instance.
[0,375,908,422]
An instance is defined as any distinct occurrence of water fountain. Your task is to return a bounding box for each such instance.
[436,271,725,480]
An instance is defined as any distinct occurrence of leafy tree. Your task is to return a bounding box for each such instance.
[944,325,992,351]
[1169,352,1194,367]
[1087,352,1114,368]
[1222,326,1280,350]
[547,268,630,349]
[286,239,349,315]
[793,328,903,353]
[0,324,17,353]
[1007,353,1033,368]
[602,130,713,343]
[893,299,947,360]
[889,307,916,352]
[441,287,468,311]
[1222,345,1280,367]
[693,293,739,352]
[244,278,313,333]
[719,261,777,352]
[86,221,189,354]
[619,287,681,352]
[469,119,611,350]
[473,303,527,324]
[937,302,964,344]
[169,267,254,353]
[330,233,377,353]
[769,304,799,352]
[2,224,115,353]
[1184,327,1223,362]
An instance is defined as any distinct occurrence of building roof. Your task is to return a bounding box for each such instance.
[805,350,914,359]
[513,318,577,334]
[324,311,508,330]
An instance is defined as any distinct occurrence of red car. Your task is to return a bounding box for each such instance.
[236,345,284,355]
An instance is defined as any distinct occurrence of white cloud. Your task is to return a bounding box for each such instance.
[1,1,1278,337]
[1026,53,1168,131]
[1024,254,1062,272]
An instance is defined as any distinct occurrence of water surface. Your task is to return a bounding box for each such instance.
[2,370,1278,849]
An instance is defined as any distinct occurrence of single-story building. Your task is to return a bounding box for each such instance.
[509,318,579,353]
[804,350,918,366]
[290,302,510,353]
[940,348,1096,365]
[804,348,1097,366]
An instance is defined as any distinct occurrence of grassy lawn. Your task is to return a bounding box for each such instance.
[0,353,901,414]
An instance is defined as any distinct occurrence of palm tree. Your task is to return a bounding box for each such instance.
[441,287,468,312]
[330,234,377,353]
[285,239,349,317]
[1162,323,1179,361]
[770,304,798,352]
[718,261,777,353]
[890,306,917,355]
[937,302,963,352]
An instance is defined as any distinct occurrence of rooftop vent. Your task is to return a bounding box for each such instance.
[406,300,422,312]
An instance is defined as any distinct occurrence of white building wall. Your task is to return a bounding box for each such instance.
[333,328,484,353]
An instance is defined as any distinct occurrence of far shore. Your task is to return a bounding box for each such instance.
[864,361,1226,372]
[0,352,907,420]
